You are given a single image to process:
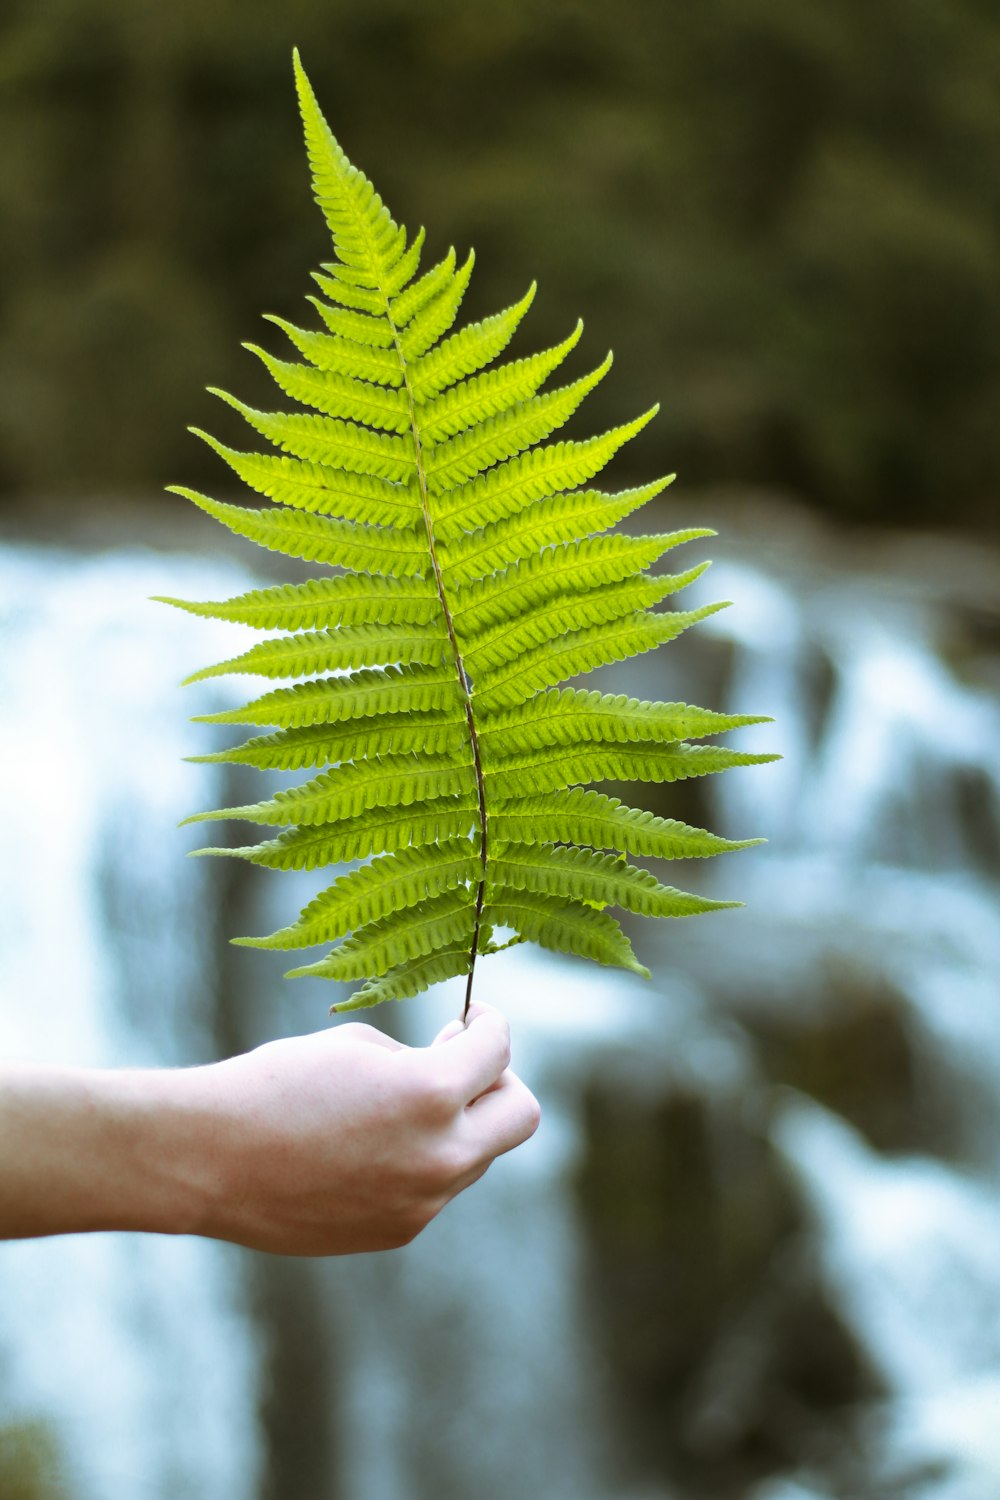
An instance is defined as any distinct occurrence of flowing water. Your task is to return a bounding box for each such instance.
[0,513,997,1499]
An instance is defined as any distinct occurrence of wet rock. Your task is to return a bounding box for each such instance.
[743,960,949,1158]
[0,1420,65,1500]
[574,1063,879,1498]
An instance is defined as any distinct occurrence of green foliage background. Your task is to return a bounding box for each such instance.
[1,0,998,531]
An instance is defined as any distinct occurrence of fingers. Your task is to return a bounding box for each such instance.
[464,1069,541,1159]
[426,1001,512,1104]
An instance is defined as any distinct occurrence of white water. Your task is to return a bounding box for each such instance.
[0,529,998,1498]
[0,544,262,1499]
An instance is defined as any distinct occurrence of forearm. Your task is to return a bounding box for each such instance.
[0,1063,218,1241]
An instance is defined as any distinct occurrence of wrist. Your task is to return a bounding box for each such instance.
[94,1065,229,1239]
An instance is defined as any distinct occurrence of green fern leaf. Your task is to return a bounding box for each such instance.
[287,889,476,981]
[187,715,466,772]
[166,487,428,574]
[259,316,404,385]
[243,344,411,432]
[437,488,693,585]
[183,621,449,685]
[195,796,478,871]
[484,889,650,978]
[154,574,439,632]
[237,840,480,951]
[490,842,741,919]
[433,409,658,536]
[184,750,475,829]
[168,52,775,1013]
[490,788,765,860]
[330,947,474,1013]
[479,688,770,752]
[191,664,465,729]
[408,284,536,401]
[418,321,583,442]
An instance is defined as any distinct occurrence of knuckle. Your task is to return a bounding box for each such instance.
[428,1140,464,1188]
[424,1138,469,1191]
[508,1077,541,1137]
[420,1069,462,1121]
[487,1014,512,1070]
[332,1021,371,1044]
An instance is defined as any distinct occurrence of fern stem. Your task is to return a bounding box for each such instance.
[383,297,489,1021]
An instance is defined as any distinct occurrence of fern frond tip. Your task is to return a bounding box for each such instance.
[178,810,221,828]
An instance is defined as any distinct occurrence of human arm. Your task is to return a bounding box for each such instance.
[0,1001,539,1256]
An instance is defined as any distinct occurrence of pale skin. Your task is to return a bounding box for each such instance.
[0,1001,540,1256]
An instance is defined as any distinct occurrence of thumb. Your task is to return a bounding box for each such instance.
[431,1017,466,1047]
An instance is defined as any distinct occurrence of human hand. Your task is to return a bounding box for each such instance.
[183,1000,540,1256]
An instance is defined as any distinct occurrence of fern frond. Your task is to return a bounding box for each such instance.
[168,55,775,1011]
[484,889,649,977]
[490,788,764,860]
[182,622,449,685]
[153,575,439,633]
[438,487,691,586]
[332,947,474,1013]
[418,321,584,442]
[286,889,476,981]
[236,840,480,951]
[390,246,456,327]
[193,796,478,870]
[490,843,740,919]
[207,392,417,489]
[471,602,730,712]
[259,316,404,385]
[453,539,706,640]
[187,715,465,771]
[166,487,427,575]
[309,298,394,350]
[183,750,475,829]
[292,49,406,289]
[479,688,770,753]
[308,269,383,316]
[400,251,475,361]
[244,345,411,432]
[423,354,611,491]
[434,409,659,536]
[190,425,419,519]
[462,577,709,676]
[408,284,536,401]
[191,664,464,729]
[485,742,778,801]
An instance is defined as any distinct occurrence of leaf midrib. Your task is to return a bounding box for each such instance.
[370,265,488,1007]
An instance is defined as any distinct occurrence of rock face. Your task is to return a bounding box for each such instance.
[0,1420,63,1500]
[574,1019,884,1497]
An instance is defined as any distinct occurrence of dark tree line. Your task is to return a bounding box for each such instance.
[2,0,998,532]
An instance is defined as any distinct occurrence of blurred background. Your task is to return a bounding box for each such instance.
[1,2,998,1498]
